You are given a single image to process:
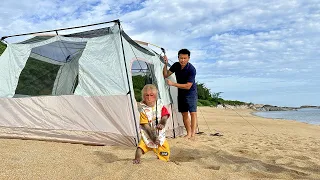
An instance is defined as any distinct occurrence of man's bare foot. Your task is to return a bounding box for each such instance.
[189,136,196,141]
[133,159,141,164]
[184,135,191,139]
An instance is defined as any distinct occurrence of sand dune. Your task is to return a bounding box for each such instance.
[0,107,319,179]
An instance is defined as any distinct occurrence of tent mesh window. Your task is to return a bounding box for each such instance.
[131,60,158,102]
[13,36,86,97]
[15,57,61,96]
[72,75,79,93]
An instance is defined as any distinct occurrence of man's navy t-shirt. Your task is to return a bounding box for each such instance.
[169,62,197,98]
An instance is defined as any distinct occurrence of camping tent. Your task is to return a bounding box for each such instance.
[0,19,184,146]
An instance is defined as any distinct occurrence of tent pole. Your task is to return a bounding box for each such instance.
[1,19,119,41]
[171,103,176,138]
[157,50,176,138]
[118,20,140,146]
[0,39,8,44]
[167,86,176,138]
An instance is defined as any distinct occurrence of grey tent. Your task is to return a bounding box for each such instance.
[0,19,184,146]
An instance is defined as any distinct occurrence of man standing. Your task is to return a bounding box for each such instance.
[163,49,197,139]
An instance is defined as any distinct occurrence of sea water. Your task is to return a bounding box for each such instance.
[254,108,320,125]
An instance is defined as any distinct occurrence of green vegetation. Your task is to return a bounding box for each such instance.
[196,82,247,106]
[132,75,147,102]
[0,41,6,55]
[1,43,61,96]
[132,75,247,106]
[15,58,61,96]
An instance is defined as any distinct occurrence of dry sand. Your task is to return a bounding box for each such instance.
[0,107,319,180]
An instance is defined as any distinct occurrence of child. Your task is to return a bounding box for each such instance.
[133,84,170,164]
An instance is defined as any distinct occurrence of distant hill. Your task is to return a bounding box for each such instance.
[300,105,320,109]
[0,41,6,55]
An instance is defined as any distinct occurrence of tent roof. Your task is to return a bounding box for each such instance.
[17,25,155,56]
[18,26,115,44]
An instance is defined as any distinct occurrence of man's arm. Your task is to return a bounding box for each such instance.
[166,64,195,90]
[163,66,173,78]
[163,55,173,78]
[167,80,193,90]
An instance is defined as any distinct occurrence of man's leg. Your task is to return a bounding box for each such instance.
[190,112,197,138]
[178,97,192,139]
[188,96,198,139]
[182,112,191,138]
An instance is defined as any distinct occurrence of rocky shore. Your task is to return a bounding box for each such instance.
[214,104,320,111]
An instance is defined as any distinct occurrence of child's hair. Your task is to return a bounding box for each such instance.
[141,84,158,100]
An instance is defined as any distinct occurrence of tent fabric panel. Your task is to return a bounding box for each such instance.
[121,31,155,56]
[0,127,135,146]
[0,44,32,97]
[121,37,172,105]
[0,24,182,146]
[166,126,185,138]
[29,52,65,65]
[154,59,172,105]
[18,36,53,44]
[162,104,184,138]
[17,25,117,44]
[28,36,89,49]
[74,33,129,96]
[30,40,86,63]
[120,33,182,138]
[64,26,115,38]
[16,25,117,45]
[133,44,173,105]
[0,95,137,138]
[52,52,82,95]
[168,78,185,134]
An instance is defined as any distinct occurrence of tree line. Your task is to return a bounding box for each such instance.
[196,82,247,106]
[133,75,247,106]
[0,41,6,55]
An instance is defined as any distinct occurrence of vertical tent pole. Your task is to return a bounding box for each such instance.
[168,86,176,138]
[117,20,140,146]
[170,102,176,138]
[161,50,176,138]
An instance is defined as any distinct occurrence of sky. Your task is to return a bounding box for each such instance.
[0,0,319,107]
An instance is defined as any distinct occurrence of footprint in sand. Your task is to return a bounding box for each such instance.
[213,151,311,178]
[170,147,221,171]
[93,151,120,163]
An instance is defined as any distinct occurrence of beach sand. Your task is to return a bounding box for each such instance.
[0,107,319,180]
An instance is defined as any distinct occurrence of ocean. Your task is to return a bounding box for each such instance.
[254,108,320,125]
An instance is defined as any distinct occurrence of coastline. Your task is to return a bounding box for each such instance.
[212,104,319,126]
[250,108,320,126]
[250,110,289,120]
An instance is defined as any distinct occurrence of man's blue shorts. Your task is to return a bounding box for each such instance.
[178,95,197,112]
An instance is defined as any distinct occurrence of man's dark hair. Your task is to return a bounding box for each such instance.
[178,49,190,57]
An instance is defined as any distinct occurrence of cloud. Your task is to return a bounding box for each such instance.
[0,0,319,106]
